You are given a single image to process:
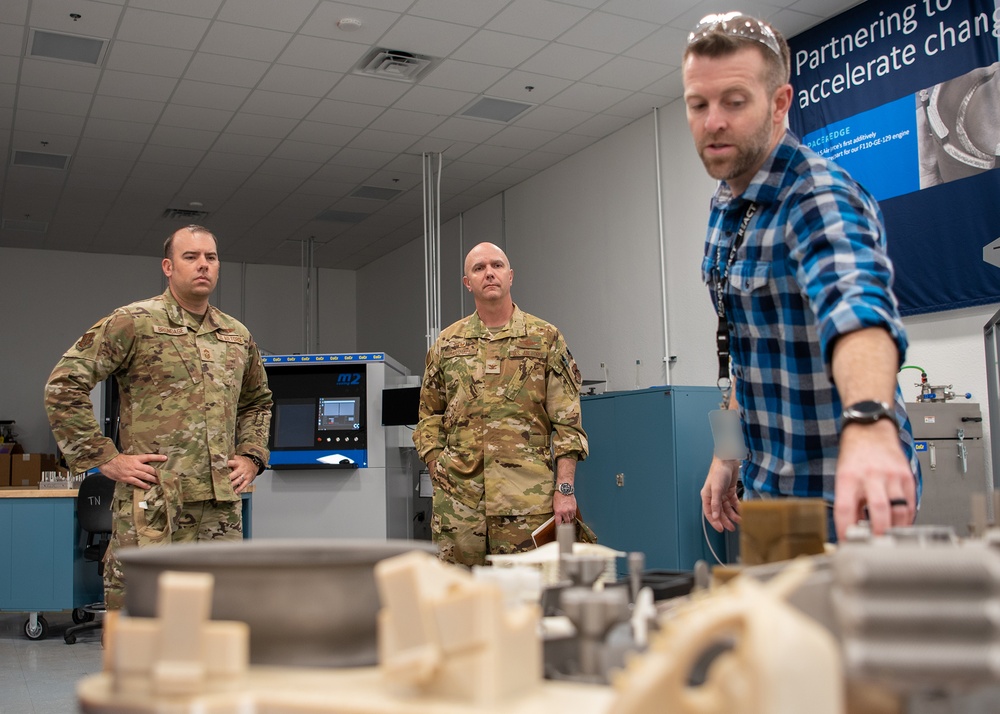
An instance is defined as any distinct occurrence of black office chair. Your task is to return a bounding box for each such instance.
[64,472,115,644]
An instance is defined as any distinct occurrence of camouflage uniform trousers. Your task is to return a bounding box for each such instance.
[432,487,551,568]
[103,494,243,610]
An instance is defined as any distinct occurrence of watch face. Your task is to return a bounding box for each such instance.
[843,400,895,426]
[557,482,574,496]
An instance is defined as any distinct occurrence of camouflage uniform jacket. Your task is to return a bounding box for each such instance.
[413,306,588,516]
[45,289,272,515]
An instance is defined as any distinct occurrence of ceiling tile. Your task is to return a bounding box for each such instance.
[512,103,591,131]
[624,24,689,64]
[116,8,210,51]
[103,41,194,78]
[212,132,282,155]
[604,91,666,119]
[2,0,28,27]
[90,95,165,124]
[16,109,85,137]
[16,86,92,116]
[258,65,342,97]
[272,139,341,163]
[98,70,179,102]
[127,0,224,20]
[485,124,559,150]
[557,11,660,53]
[429,116,504,143]
[486,70,571,103]
[326,74,412,106]
[393,85,476,115]
[486,0,590,41]
[459,143,528,166]
[586,55,674,91]
[0,22,25,57]
[184,53,269,88]
[12,129,76,154]
[172,79,251,111]
[0,57,17,84]
[255,156,323,178]
[217,0,319,33]
[83,117,154,143]
[408,0,511,27]
[242,90,319,119]
[519,43,615,81]
[75,137,144,161]
[148,124,219,150]
[347,128,420,153]
[159,104,235,132]
[306,98,384,127]
[600,0,691,24]
[368,108,446,135]
[199,150,265,172]
[286,120,361,145]
[28,0,124,37]
[548,82,631,112]
[510,149,565,171]
[452,30,547,67]
[278,35,369,72]
[200,22,293,62]
[378,16,477,58]
[139,144,205,167]
[19,58,100,93]
[331,146,396,170]
[570,111,633,136]
[298,2,401,42]
[420,59,509,93]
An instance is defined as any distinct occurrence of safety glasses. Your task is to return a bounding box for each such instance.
[687,12,781,58]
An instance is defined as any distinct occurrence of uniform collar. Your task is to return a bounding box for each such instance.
[464,304,526,338]
[162,289,221,332]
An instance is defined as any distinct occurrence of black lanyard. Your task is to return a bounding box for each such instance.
[714,203,758,388]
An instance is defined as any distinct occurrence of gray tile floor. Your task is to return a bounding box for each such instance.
[0,611,103,714]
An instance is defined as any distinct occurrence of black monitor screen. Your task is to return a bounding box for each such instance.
[381,386,421,426]
[273,399,317,448]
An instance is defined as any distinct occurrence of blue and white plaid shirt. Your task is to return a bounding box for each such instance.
[701,129,920,502]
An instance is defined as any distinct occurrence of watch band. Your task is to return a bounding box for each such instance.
[245,453,266,475]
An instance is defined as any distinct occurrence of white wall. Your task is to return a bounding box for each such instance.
[0,246,356,453]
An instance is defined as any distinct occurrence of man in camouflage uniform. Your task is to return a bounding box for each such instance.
[414,242,588,567]
[44,225,272,609]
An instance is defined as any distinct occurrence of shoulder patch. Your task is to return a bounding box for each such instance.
[75,332,95,351]
[153,325,187,336]
[217,333,246,344]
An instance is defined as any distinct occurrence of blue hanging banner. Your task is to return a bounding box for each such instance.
[787,0,1000,315]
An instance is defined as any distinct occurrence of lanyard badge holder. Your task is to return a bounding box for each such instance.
[708,203,756,461]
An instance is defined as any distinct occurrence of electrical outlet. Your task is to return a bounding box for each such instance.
[600,362,605,369]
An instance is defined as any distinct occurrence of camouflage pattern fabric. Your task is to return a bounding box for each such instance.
[44,288,271,606]
[103,496,242,610]
[432,487,552,567]
[414,305,588,564]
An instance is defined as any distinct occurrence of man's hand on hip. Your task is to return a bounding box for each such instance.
[99,453,166,490]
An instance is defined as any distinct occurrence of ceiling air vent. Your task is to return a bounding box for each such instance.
[353,48,436,83]
[350,185,404,201]
[12,150,71,170]
[162,208,209,221]
[29,29,106,65]
[1,218,48,232]
[461,97,534,123]
[316,209,369,223]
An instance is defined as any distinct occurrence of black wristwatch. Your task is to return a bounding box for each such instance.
[841,400,898,430]
[245,453,266,475]
[557,482,575,496]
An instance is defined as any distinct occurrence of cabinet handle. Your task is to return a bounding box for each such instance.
[616,473,624,487]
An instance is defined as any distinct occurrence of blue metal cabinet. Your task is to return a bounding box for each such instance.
[0,495,102,613]
[575,387,726,572]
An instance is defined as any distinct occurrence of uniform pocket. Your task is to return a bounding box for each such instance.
[132,486,171,545]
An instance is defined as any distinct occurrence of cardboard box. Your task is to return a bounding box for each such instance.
[10,453,58,488]
[0,442,20,486]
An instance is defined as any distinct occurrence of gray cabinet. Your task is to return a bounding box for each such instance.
[908,401,989,535]
[575,387,727,572]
